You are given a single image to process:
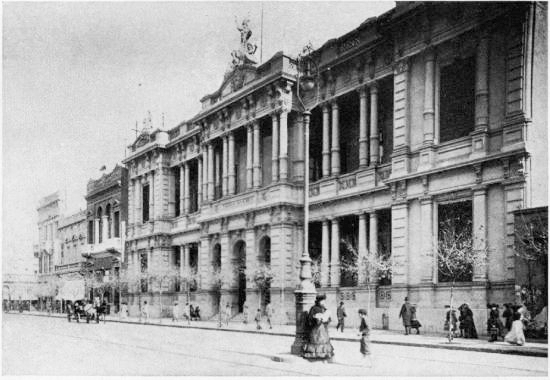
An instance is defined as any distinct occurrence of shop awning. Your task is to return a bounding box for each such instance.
[57,279,86,301]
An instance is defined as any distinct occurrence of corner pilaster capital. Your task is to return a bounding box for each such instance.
[393,57,410,75]
[369,82,378,94]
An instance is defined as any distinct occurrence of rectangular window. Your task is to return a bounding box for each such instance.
[114,211,120,238]
[439,56,475,143]
[437,200,473,283]
[142,184,150,222]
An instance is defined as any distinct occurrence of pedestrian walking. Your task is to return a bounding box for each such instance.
[46,299,52,316]
[503,303,514,333]
[141,301,149,323]
[100,300,107,323]
[120,302,128,320]
[183,302,191,324]
[398,297,413,335]
[243,303,249,324]
[458,303,477,338]
[194,305,201,321]
[255,308,263,330]
[172,301,180,323]
[487,303,504,342]
[504,311,526,346]
[336,301,347,332]
[410,304,422,334]
[358,309,371,367]
[224,303,231,326]
[265,303,273,329]
[66,302,73,322]
[444,305,458,340]
[302,293,334,362]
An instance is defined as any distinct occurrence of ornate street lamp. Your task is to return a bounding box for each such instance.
[290,42,320,355]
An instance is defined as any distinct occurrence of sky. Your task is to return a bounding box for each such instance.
[2,1,395,274]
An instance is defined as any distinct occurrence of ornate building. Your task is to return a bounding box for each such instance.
[82,165,128,312]
[55,210,87,305]
[34,192,63,278]
[123,2,547,331]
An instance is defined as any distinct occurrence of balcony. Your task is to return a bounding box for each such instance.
[200,182,304,222]
[55,262,86,274]
[82,237,122,258]
[308,164,392,203]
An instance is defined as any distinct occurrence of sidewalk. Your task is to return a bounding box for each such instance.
[15,311,548,357]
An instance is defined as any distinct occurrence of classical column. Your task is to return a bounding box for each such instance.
[322,103,331,177]
[423,49,435,144]
[330,218,340,286]
[214,147,221,198]
[197,158,203,206]
[369,84,379,165]
[358,213,368,284]
[331,101,340,176]
[179,246,185,279]
[184,162,190,214]
[321,219,330,287]
[271,112,279,182]
[279,111,289,181]
[202,147,208,202]
[253,121,261,188]
[136,177,142,224]
[473,186,488,281]
[94,218,100,244]
[228,133,236,195]
[369,212,378,255]
[358,87,369,168]
[246,125,253,189]
[128,179,134,225]
[149,171,155,220]
[222,135,228,196]
[184,244,190,271]
[179,165,185,215]
[420,196,435,283]
[207,144,214,201]
[475,33,490,131]
[102,215,109,242]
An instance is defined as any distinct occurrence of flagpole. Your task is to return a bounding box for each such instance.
[260,3,264,64]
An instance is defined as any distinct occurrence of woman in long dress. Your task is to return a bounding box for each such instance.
[302,294,334,360]
[505,311,526,346]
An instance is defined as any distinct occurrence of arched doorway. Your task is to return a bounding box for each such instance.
[258,236,271,309]
[233,240,246,312]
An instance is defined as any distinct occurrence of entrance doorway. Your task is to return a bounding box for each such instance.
[233,240,246,312]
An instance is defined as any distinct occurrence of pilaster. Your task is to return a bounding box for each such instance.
[358,87,369,168]
[330,100,340,176]
[321,103,331,178]
[246,125,253,189]
[330,217,340,287]
[271,112,279,183]
[369,84,379,165]
[279,111,289,182]
[253,121,261,188]
[321,219,330,287]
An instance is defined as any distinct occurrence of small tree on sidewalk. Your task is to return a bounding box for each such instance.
[514,210,548,316]
[212,267,236,326]
[340,238,392,324]
[148,265,180,321]
[180,266,200,304]
[246,264,274,309]
[437,218,487,342]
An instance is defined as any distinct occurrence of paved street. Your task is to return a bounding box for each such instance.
[3,314,547,376]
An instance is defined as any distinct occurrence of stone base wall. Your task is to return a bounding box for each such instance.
[125,282,515,334]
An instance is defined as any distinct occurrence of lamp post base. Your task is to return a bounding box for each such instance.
[290,289,316,355]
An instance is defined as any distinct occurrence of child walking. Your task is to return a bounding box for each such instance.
[255,308,263,330]
[358,309,372,367]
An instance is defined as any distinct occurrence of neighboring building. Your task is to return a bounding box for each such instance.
[2,273,37,310]
[82,165,128,312]
[34,192,63,277]
[55,210,87,303]
[117,1,546,333]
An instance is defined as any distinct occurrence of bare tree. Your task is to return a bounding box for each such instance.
[211,266,238,326]
[514,210,548,315]
[147,265,180,321]
[246,264,274,309]
[340,238,392,324]
[437,218,487,342]
[180,266,199,304]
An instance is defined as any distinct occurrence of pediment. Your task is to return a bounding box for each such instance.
[202,64,258,107]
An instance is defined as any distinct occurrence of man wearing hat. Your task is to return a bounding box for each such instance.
[399,297,413,335]
[336,301,347,333]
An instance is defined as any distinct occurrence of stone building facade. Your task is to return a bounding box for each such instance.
[82,165,128,311]
[55,210,87,302]
[34,192,63,278]
[122,2,547,331]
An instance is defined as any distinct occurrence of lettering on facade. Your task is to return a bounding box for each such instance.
[339,290,356,301]
[338,177,357,190]
[309,184,320,197]
[339,37,360,54]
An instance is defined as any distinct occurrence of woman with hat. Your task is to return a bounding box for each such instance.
[302,293,334,361]
[358,308,371,366]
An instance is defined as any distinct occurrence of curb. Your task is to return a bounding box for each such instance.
[15,312,548,358]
